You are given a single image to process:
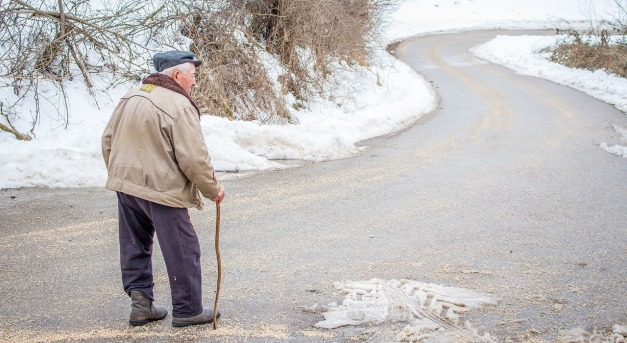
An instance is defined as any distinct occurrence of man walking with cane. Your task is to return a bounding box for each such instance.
[102,50,225,327]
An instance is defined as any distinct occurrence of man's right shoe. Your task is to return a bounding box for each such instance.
[172,308,221,327]
[129,290,168,326]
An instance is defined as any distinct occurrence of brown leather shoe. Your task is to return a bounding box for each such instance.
[129,290,168,326]
[172,308,221,327]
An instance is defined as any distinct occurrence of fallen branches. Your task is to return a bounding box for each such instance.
[0,102,31,141]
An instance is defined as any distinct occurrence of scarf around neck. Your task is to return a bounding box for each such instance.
[142,73,201,117]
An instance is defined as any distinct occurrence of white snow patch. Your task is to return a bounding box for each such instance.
[558,324,627,342]
[601,125,627,158]
[313,279,497,342]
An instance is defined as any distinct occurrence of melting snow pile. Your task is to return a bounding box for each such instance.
[601,125,627,158]
[313,279,498,342]
[558,324,627,343]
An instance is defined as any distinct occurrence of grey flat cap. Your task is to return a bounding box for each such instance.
[153,50,202,72]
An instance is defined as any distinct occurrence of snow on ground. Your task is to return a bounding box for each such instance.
[601,125,627,157]
[309,279,627,342]
[558,324,627,342]
[309,279,498,341]
[0,0,625,189]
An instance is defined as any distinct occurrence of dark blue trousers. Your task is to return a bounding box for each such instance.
[117,192,203,318]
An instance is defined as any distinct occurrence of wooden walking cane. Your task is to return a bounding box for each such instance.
[213,201,221,330]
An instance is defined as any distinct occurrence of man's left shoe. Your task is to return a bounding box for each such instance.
[129,290,168,326]
[172,309,221,327]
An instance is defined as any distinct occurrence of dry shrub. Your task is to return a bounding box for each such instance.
[182,0,394,123]
[549,30,627,78]
[181,3,291,123]
[548,0,627,78]
[248,0,384,99]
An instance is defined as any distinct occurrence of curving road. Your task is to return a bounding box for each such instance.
[1,30,626,342]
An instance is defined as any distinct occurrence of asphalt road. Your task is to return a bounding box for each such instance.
[1,30,626,342]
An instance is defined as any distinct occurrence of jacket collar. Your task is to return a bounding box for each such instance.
[142,73,201,117]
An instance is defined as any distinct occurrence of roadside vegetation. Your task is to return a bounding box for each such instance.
[549,0,627,78]
[550,29,627,78]
[0,0,396,140]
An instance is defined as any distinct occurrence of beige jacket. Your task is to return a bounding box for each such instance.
[102,83,220,209]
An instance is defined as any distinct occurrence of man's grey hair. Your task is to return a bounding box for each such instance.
[160,62,193,76]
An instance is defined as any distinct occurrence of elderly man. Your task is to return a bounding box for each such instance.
[102,50,225,327]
